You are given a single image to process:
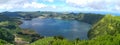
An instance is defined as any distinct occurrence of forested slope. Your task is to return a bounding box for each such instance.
[88,14,120,39]
[79,13,104,25]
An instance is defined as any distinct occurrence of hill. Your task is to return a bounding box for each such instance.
[88,15,120,39]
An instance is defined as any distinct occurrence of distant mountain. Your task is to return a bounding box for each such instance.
[73,11,120,16]
[1,11,21,17]
[90,11,120,16]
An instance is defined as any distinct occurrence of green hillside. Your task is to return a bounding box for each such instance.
[0,39,10,45]
[79,13,104,25]
[88,14,120,39]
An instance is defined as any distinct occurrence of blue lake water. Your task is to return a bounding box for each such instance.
[20,18,91,40]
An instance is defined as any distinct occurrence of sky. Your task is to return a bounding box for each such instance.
[0,0,120,13]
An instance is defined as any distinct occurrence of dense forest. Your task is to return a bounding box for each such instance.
[0,12,120,45]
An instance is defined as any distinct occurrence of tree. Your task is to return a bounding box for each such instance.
[0,28,15,43]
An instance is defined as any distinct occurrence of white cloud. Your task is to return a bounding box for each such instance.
[23,2,47,8]
[0,0,120,12]
[51,5,56,8]
[66,0,120,11]
[113,5,120,11]
[44,0,54,2]
[0,0,47,10]
[0,4,13,9]
[48,0,54,2]
[0,0,9,4]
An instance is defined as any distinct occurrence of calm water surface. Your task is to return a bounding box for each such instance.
[20,18,91,40]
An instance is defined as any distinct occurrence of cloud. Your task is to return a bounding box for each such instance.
[113,5,120,11]
[0,0,9,4]
[42,0,54,3]
[48,0,54,2]
[0,0,120,12]
[0,0,33,4]
[66,0,120,12]
[51,5,56,8]
[0,0,47,10]
[23,2,47,8]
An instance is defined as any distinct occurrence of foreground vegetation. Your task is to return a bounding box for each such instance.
[0,12,120,45]
[31,34,120,45]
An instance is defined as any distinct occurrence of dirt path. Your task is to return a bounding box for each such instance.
[14,34,30,45]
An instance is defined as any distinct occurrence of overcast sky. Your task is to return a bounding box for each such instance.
[0,0,120,12]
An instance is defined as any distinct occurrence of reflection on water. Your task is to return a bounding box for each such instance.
[20,18,91,40]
